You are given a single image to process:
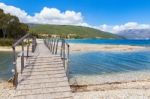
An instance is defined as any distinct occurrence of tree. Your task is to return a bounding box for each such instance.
[0,9,29,39]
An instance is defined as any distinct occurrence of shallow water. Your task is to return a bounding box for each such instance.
[69,51,150,76]
[0,52,13,81]
[68,39,150,84]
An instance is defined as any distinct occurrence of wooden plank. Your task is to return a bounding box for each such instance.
[14,39,73,99]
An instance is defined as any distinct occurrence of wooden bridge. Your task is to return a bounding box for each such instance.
[11,34,73,99]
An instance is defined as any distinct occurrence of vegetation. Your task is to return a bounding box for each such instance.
[29,24,122,39]
[0,38,14,46]
[0,9,28,39]
[0,9,29,46]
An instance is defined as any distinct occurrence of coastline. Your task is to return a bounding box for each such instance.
[69,43,150,52]
[74,87,150,98]
[71,71,150,98]
[69,70,150,86]
[0,46,22,52]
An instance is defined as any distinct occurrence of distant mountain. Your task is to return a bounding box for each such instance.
[29,24,122,39]
[118,29,150,40]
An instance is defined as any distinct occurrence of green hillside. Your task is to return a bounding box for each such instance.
[29,24,122,39]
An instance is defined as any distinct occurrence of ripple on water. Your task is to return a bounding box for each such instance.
[69,50,150,85]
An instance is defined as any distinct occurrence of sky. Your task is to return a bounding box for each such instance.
[0,0,150,33]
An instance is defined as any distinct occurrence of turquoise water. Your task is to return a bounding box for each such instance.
[68,39,150,76]
[69,51,150,75]
[67,39,150,46]
[0,52,13,81]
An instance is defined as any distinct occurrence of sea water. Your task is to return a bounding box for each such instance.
[0,51,13,82]
[67,39,150,85]
[67,39,150,46]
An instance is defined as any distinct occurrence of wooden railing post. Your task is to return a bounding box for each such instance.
[21,42,24,74]
[53,38,57,54]
[60,39,63,57]
[51,38,54,52]
[63,39,66,69]
[48,38,50,50]
[66,44,70,77]
[32,37,36,52]
[27,38,29,58]
[50,38,52,52]
[55,39,59,54]
[12,47,18,87]
[67,44,70,60]
[32,38,34,52]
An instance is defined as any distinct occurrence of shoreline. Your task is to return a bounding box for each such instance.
[0,46,22,52]
[71,79,150,92]
[71,71,150,99]
[69,70,150,85]
[71,71,150,98]
[69,43,150,52]
[73,81,150,98]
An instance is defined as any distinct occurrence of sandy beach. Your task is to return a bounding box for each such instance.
[74,88,150,99]
[0,46,22,52]
[1,79,150,99]
[69,43,150,52]
[71,71,150,98]
[0,82,14,99]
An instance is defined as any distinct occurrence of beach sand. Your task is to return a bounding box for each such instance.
[0,46,22,52]
[1,79,150,99]
[71,71,150,98]
[74,88,150,99]
[69,43,150,52]
[0,82,15,99]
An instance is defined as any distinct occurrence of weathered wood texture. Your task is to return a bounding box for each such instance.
[14,39,73,99]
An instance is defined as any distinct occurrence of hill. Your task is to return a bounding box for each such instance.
[29,24,122,39]
[118,29,150,40]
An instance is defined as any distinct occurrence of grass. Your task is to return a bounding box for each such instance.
[0,38,14,46]
[29,24,123,39]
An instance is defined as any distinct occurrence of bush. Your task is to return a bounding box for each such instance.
[0,38,14,46]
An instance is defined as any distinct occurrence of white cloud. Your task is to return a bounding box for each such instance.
[0,2,28,22]
[32,7,83,24]
[99,22,150,33]
[0,2,85,25]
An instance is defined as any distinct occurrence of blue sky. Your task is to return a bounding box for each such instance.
[0,0,150,33]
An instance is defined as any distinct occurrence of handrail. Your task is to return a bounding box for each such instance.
[12,33,37,87]
[44,37,70,77]
[12,33,30,48]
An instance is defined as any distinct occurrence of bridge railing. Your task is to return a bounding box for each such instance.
[44,37,70,76]
[12,33,37,87]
